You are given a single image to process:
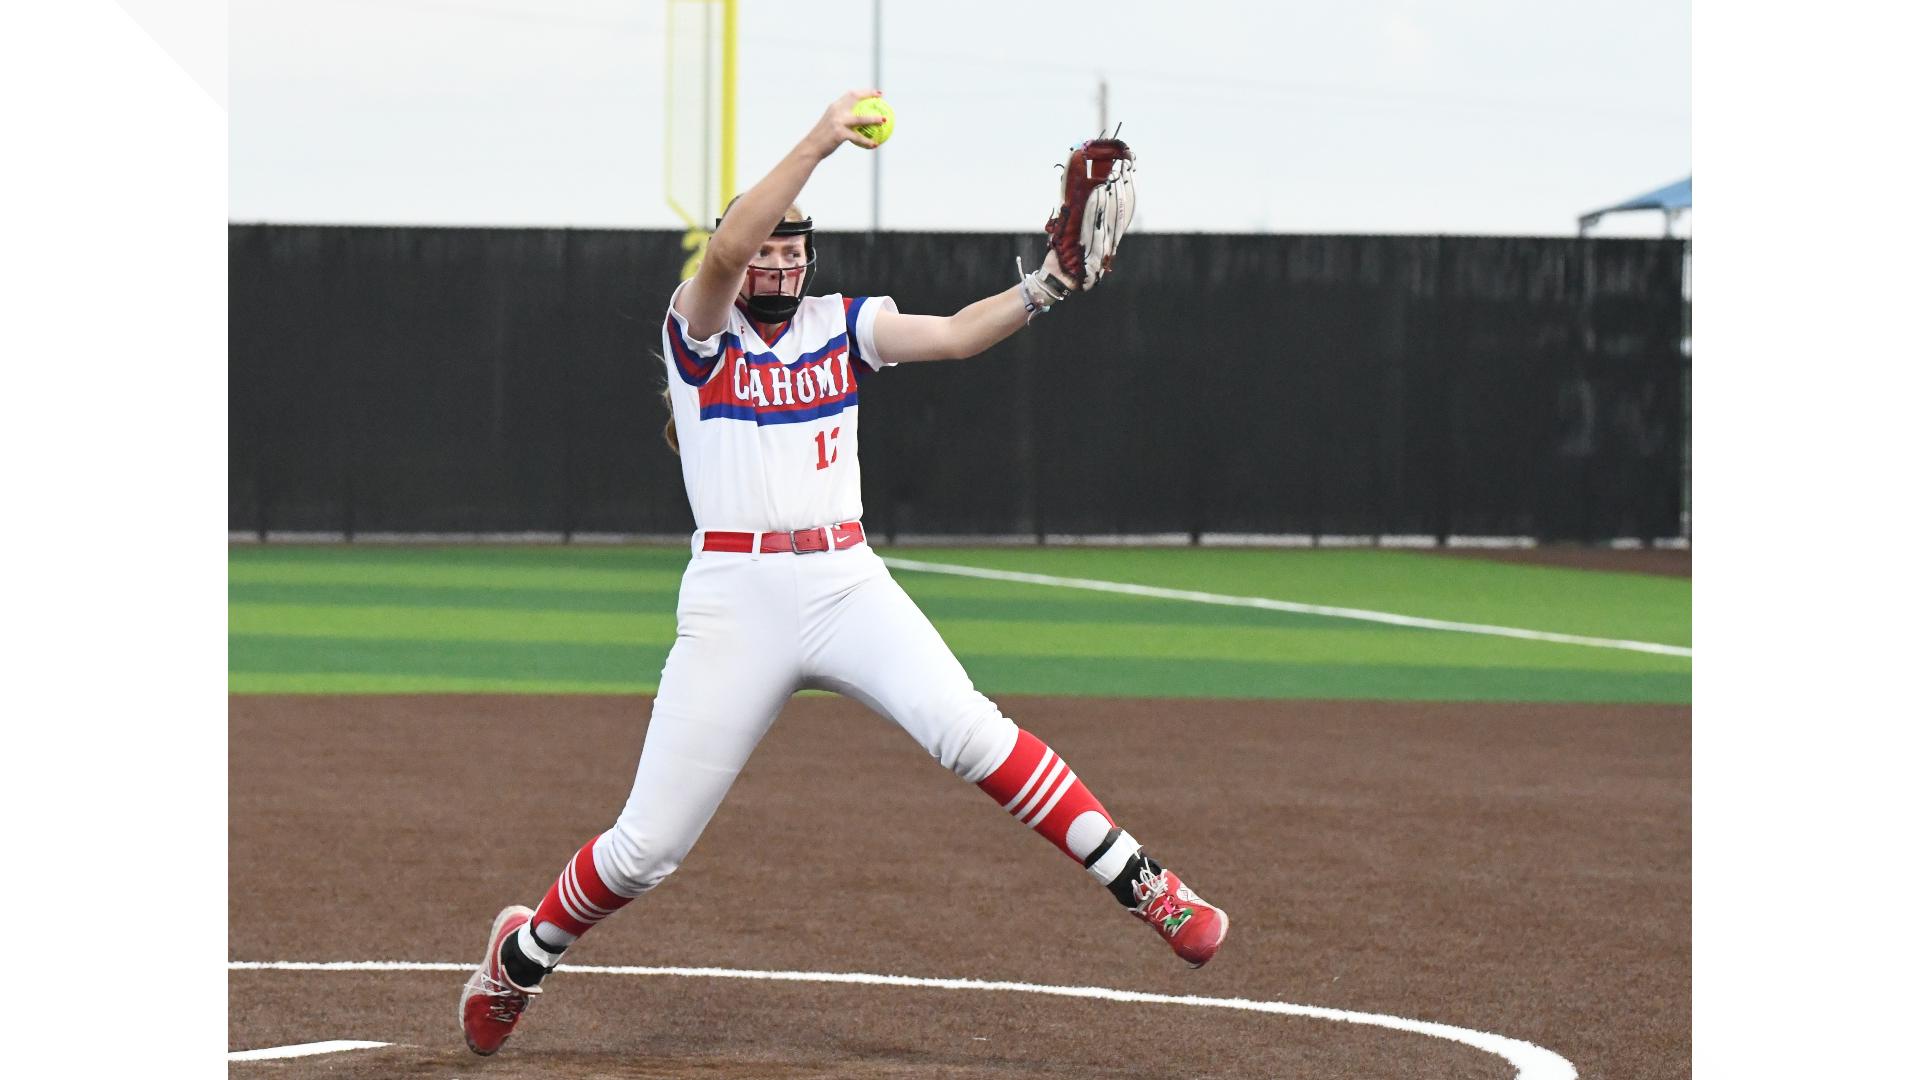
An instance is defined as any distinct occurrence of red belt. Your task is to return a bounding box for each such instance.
[701,521,865,554]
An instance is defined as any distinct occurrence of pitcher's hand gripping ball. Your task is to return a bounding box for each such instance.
[851,97,895,145]
[1045,137,1136,291]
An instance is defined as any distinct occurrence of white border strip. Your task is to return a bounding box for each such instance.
[880,558,1691,658]
[226,531,1689,551]
[228,961,1576,1079]
[228,1039,389,1061]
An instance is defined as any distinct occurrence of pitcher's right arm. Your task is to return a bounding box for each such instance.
[673,89,884,341]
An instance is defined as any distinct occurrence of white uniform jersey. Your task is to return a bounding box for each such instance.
[662,282,896,532]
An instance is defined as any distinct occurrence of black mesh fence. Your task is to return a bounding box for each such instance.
[230,225,1687,541]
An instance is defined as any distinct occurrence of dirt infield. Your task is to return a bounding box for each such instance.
[1424,545,1691,579]
[230,694,1689,1079]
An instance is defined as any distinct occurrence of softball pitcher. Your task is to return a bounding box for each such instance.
[461,90,1228,1056]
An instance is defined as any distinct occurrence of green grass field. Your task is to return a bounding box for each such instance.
[228,545,1690,703]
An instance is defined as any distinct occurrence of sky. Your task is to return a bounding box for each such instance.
[230,0,1689,237]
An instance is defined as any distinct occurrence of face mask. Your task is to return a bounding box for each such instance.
[743,293,802,322]
[740,249,816,324]
[718,208,819,325]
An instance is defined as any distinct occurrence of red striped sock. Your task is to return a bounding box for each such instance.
[976,728,1116,863]
[529,833,634,945]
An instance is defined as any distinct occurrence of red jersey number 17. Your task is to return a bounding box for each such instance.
[814,427,841,471]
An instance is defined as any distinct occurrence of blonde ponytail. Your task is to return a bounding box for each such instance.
[652,355,680,456]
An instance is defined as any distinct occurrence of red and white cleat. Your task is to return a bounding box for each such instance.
[459,905,541,1055]
[1130,866,1229,968]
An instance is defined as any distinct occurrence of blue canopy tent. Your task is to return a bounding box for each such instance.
[1578,176,1691,236]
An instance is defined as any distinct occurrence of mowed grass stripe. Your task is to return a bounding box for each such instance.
[929,619,1682,672]
[227,559,684,594]
[966,655,1689,703]
[228,544,1690,702]
[886,547,1692,646]
[228,554,1687,647]
[231,580,1383,632]
[230,604,677,645]
[910,593,1372,631]
[230,636,669,685]
[227,672,658,694]
[229,581,682,614]
[228,543,692,572]
[230,636,1686,703]
[233,544,1689,646]
[229,602,1677,674]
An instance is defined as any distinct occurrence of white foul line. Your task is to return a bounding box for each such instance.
[881,557,1691,658]
[229,960,1577,1080]
[228,1039,390,1061]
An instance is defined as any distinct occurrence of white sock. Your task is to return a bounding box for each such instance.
[1084,829,1141,885]
[519,923,567,967]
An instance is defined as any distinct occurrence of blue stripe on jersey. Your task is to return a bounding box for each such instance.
[722,332,848,371]
[700,393,859,426]
[666,320,721,386]
[790,333,849,369]
[844,297,869,368]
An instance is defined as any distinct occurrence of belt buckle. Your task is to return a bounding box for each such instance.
[789,528,828,555]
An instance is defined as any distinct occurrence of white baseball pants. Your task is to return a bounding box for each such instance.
[592,540,1021,897]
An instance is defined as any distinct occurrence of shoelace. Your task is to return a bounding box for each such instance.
[471,970,533,1023]
[487,994,529,1024]
[1133,868,1176,922]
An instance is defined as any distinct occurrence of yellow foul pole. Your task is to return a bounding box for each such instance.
[720,0,738,207]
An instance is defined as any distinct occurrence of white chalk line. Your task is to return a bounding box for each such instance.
[881,557,1691,658]
[228,1039,390,1061]
[229,960,1577,1079]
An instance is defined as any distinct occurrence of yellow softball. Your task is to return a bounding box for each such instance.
[851,97,895,146]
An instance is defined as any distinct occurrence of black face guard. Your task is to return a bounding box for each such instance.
[721,213,817,324]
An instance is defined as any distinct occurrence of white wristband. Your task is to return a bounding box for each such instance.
[1015,257,1069,322]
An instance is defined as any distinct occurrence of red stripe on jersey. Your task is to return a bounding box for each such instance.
[695,340,749,411]
[666,318,721,385]
[698,344,854,417]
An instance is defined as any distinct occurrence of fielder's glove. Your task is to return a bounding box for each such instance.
[1045,137,1137,292]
